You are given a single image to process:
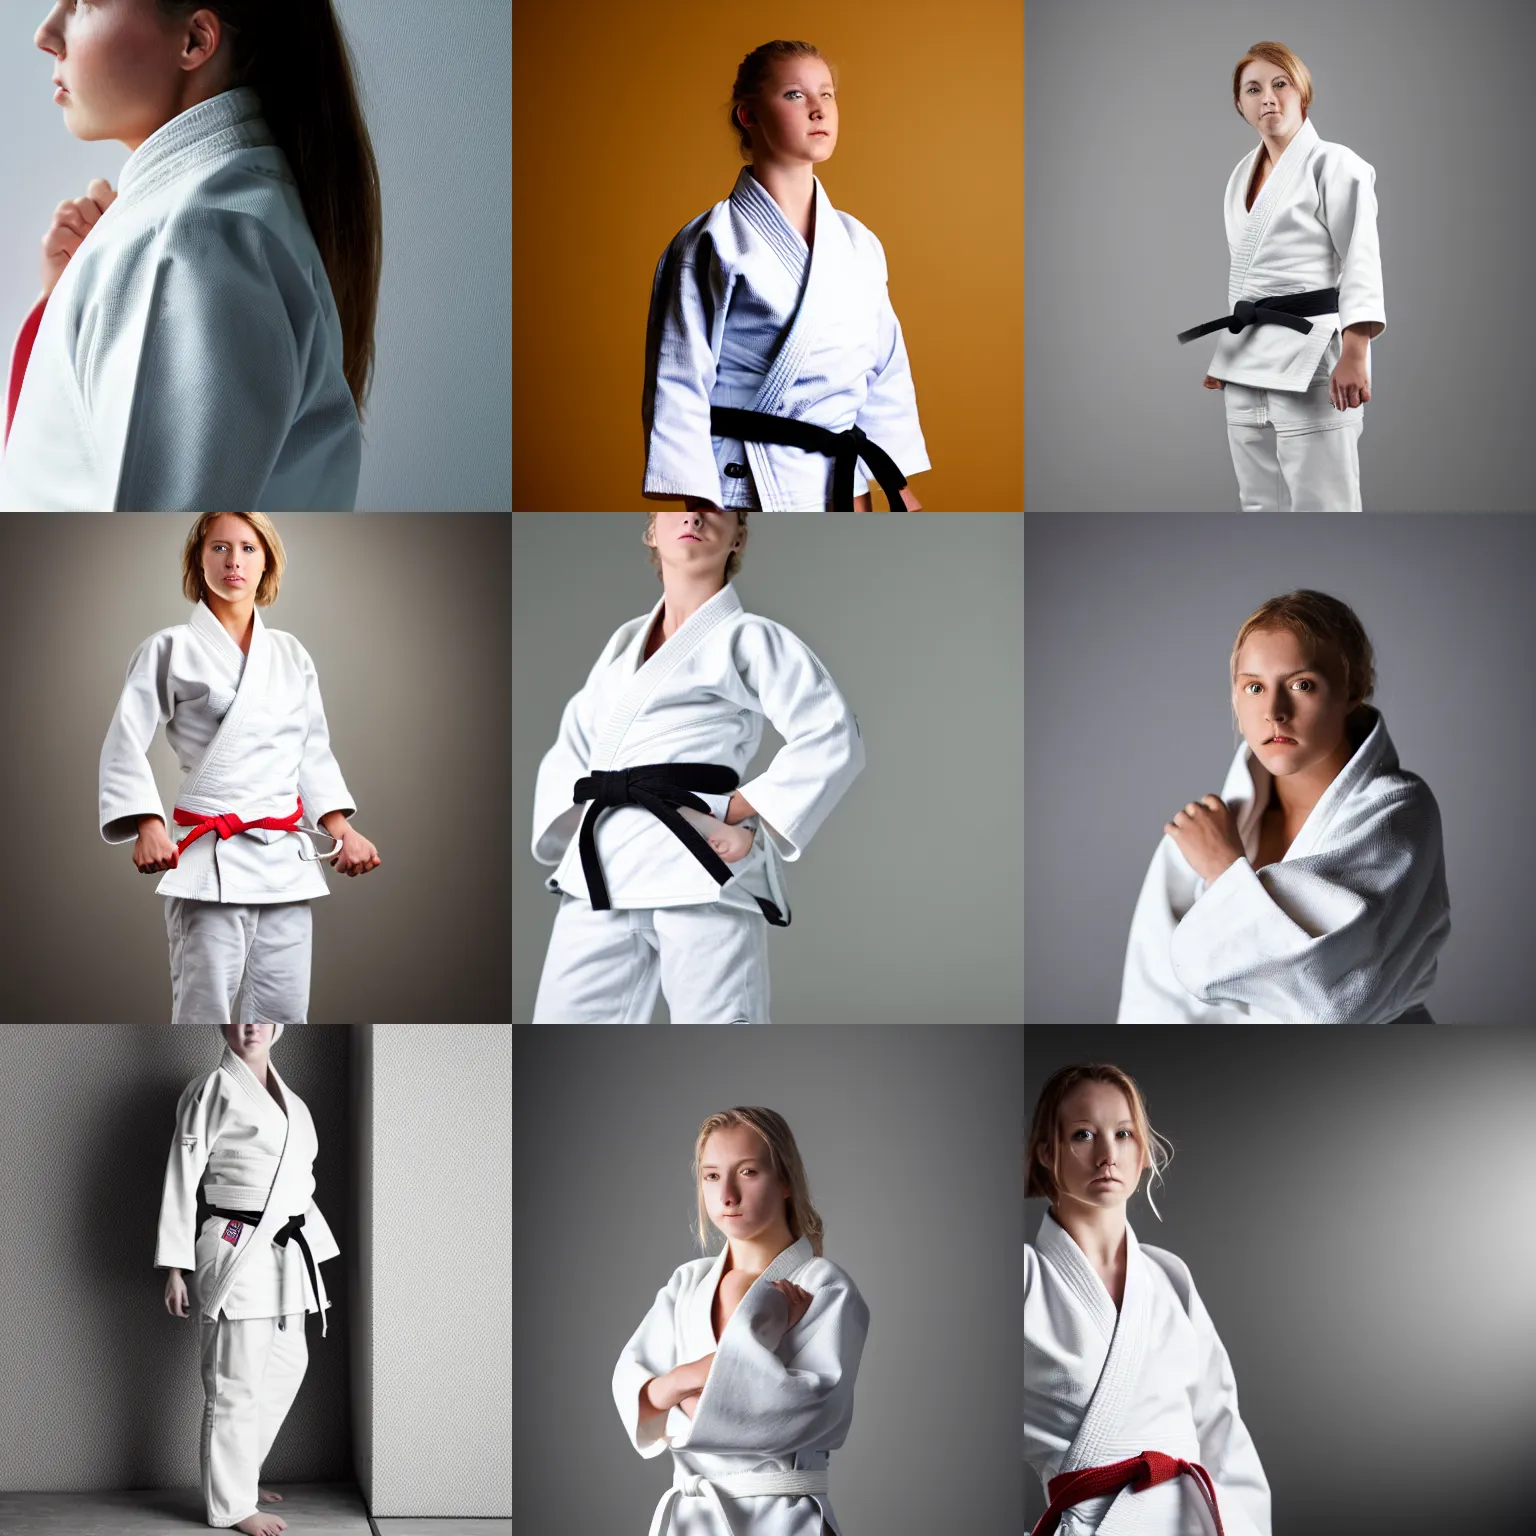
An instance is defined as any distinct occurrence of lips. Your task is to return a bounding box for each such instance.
[1267,734,1297,745]
[679,534,701,542]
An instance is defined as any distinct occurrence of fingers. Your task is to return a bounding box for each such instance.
[86,177,116,209]
[1200,793,1224,811]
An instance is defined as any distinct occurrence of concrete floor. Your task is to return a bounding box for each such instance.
[0,1484,511,1536]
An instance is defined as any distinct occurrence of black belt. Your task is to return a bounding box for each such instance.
[1177,287,1340,344]
[572,762,788,927]
[709,405,907,511]
[207,1204,319,1331]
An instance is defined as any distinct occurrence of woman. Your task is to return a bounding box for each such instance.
[613,1106,869,1535]
[3,0,380,510]
[1178,41,1384,512]
[158,1023,340,1536]
[100,512,381,1024]
[1118,590,1450,1023]
[530,509,864,1024]
[1025,1064,1270,1536]
[642,38,929,512]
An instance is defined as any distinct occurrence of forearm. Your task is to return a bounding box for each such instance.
[1342,321,1375,353]
[642,1352,716,1413]
[319,809,351,837]
[724,791,757,826]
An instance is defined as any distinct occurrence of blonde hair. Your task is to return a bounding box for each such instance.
[1232,41,1313,120]
[730,40,831,159]
[1026,1064,1173,1220]
[644,511,750,585]
[1230,589,1375,712]
[181,513,286,607]
[693,1106,824,1256]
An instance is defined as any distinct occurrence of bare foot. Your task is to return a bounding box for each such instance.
[259,1489,284,1503]
[233,1514,286,1536]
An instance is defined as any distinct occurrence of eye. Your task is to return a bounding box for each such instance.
[785,90,802,100]
[1070,1129,1091,1140]
[1292,679,1314,691]
[1115,1129,1133,1140]
[1243,682,1262,694]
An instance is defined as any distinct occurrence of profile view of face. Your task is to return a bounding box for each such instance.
[744,55,839,164]
[1232,626,1357,780]
[1238,58,1303,141]
[700,1124,791,1244]
[1045,1081,1145,1212]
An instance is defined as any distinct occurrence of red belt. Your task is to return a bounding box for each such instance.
[172,796,305,867]
[1032,1451,1223,1536]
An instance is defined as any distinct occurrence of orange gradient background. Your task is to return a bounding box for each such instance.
[513,0,1023,511]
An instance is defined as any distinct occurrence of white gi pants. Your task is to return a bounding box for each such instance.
[1224,358,1365,511]
[167,898,313,1024]
[199,1311,308,1528]
[532,894,771,1023]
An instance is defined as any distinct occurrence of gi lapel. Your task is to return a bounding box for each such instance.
[1229,117,1319,304]
[177,601,274,813]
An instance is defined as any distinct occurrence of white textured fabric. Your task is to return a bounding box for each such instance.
[0,87,360,511]
[643,166,930,510]
[613,1235,869,1536]
[156,1043,339,1333]
[100,600,355,904]
[1205,119,1385,393]
[170,901,313,1025]
[532,895,771,1024]
[200,1310,309,1528]
[1118,710,1450,1023]
[531,582,863,922]
[1025,1214,1271,1536]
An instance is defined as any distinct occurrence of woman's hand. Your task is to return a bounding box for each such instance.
[1201,375,1226,391]
[40,179,116,302]
[328,825,381,877]
[134,816,178,874]
[850,487,923,511]
[164,1268,190,1319]
[1164,794,1246,884]
[1329,348,1371,411]
[770,1279,813,1330]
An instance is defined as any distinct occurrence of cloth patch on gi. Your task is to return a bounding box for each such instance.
[221,1219,244,1245]
[725,462,748,478]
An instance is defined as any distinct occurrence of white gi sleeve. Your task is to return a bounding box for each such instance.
[302,1199,341,1265]
[852,230,931,482]
[642,223,733,506]
[106,210,326,510]
[1319,150,1385,337]
[99,630,176,844]
[1167,788,1447,1023]
[612,1266,687,1458]
[676,1274,869,1455]
[294,642,355,823]
[154,1076,227,1272]
[730,622,866,861]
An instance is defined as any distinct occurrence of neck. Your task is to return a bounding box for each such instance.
[725,1224,796,1276]
[1260,120,1301,166]
[659,571,726,638]
[750,158,816,230]
[204,591,257,649]
[1050,1198,1128,1273]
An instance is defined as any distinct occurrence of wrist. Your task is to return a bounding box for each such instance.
[137,815,165,831]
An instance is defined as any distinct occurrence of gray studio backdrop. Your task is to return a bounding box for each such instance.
[515,1024,1025,1535]
[0,0,510,509]
[1026,0,1536,511]
[1024,514,1536,1024]
[0,1025,351,1494]
[512,513,1024,1025]
[1024,1026,1536,1534]
[0,514,511,1023]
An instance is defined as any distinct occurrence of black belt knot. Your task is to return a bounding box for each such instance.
[708,405,907,511]
[206,1204,320,1328]
[1177,286,1340,345]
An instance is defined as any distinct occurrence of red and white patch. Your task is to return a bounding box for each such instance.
[221,1220,244,1246]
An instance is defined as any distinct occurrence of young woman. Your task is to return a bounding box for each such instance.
[642,38,929,513]
[157,1023,340,1536]
[614,1106,869,1535]
[1025,1064,1270,1536]
[1177,42,1384,512]
[530,509,864,1024]
[1118,590,1450,1023]
[100,512,381,1024]
[3,0,380,510]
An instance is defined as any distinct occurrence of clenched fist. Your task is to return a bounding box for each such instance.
[40,178,117,301]
[1164,793,1246,884]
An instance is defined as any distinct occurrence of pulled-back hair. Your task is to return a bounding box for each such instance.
[694,1106,825,1255]
[729,40,829,158]
[153,0,382,423]
[1231,589,1376,710]
[1232,40,1314,121]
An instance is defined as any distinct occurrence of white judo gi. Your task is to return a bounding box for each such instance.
[643,166,930,511]
[100,600,356,1024]
[530,581,864,1023]
[613,1235,869,1536]
[0,86,360,511]
[1025,1213,1271,1536]
[1196,119,1385,512]
[156,1039,339,1529]
[1117,709,1450,1024]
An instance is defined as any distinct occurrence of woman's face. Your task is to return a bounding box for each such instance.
[222,1023,274,1055]
[742,55,838,165]
[35,0,230,150]
[1233,626,1356,782]
[1045,1082,1145,1212]
[1237,58,1304,141]
[647,510,741,584]
[700,1125,791,1244]
[201,513,266,603]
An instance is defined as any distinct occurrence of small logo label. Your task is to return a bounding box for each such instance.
[725,462,747,479]
[221,1220,244,1246]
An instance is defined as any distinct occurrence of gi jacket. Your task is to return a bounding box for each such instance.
[155,1044,340,1332]
[0,86,360,511]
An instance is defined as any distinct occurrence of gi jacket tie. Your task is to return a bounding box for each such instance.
[1034,1451,1225,1536]
[709,406,908,511]
[573,762,788,926]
